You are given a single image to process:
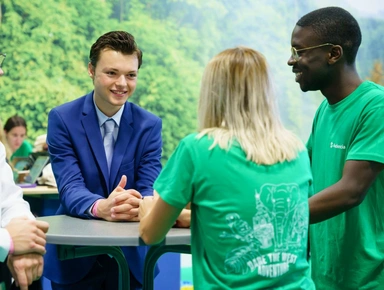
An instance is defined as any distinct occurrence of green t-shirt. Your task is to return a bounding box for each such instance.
[10,140,33,161]
[155,133,315,290]
[307,81,384,289]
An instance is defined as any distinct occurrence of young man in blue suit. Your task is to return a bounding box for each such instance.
[43,31,162,290]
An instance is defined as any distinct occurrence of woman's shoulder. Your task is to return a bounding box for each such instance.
[12,140,33,158]
[22,139,34,150]
[180,132,213,147]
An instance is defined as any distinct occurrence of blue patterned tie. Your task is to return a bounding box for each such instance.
[103,119,115,173]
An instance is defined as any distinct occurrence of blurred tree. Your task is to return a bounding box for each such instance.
[0,0,115,141]
[368,61,384,85]
[109,0,203,161]
[357,17,384,79]
[1,0,383,161]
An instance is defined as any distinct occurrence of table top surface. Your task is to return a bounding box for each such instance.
[22,186,58,195]
[38,215,190,246]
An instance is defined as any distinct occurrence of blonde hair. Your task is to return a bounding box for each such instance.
[197,46,304,165]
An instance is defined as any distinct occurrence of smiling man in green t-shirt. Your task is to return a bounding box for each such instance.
[288,7,384,290]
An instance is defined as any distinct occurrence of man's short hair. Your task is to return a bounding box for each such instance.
[297,7,362,64]
[89,31,143,69]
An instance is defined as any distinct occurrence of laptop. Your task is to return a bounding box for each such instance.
[17,156,50,188]
[12,156,34,171]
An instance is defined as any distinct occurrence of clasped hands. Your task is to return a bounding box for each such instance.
[5,217,49,290]
[96,175,142,222]
[95,175,191,227]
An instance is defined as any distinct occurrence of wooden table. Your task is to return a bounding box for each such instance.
[22,185,58,196]
[22,186,59,216]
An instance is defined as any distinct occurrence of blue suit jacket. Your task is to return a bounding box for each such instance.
[43,92,162,284]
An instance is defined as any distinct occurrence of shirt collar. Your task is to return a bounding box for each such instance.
[93,95,124,128]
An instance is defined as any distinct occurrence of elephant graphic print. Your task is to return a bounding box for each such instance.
[220,183,308,278]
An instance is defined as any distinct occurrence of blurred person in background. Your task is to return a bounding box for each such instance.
[3,115,33,162]
[32,134,48,153]
[32,134,56,187]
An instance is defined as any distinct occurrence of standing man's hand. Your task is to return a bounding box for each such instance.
[5,217,49,255]
[111,188,142,221]
[97,175,143,221]
[7,253,44,290]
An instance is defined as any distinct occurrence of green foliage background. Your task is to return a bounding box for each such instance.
[0,0,383,162]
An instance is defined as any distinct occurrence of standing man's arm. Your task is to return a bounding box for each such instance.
[309,101,384,223]
[47,109,105,218]
[309,160,384,224]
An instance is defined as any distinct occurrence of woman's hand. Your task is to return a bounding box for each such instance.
[138,196,156,221]
[175,209,191,228]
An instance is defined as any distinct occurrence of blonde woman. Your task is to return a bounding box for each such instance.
[139,47,315,289]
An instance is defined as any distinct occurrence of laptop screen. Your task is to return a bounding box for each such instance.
[24,156,50,184]
[13,157,33,171]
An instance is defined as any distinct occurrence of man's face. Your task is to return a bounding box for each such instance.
[287,26,331,92]
[88,48,139,117]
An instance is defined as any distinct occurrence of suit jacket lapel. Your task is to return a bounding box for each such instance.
[81,92,110,192]
[109,103,133,189]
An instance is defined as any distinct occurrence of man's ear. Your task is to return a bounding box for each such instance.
[88,62,94,78]
[328,45,343,65]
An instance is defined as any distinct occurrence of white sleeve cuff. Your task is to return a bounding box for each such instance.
[0,228,12,262]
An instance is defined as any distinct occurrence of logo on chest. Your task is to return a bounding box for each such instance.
[330,142,346,150]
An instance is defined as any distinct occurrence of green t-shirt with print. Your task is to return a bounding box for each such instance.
[155,133,315,290]
[307,81,384,289]
[10,140,33,161]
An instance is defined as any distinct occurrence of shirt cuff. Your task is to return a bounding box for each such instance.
[90,199,102,218]
[0,229,12,262]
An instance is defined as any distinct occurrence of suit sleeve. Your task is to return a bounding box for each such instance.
[135,118,162,197]
[47,109,101,217]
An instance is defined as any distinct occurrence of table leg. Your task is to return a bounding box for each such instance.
[143,245,191,290]
[58,245,130,290]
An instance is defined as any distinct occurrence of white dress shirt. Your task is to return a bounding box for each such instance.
[0,142,34,262]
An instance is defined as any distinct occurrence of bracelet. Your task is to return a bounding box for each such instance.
[92,200,101,217]
[9,236,14,255]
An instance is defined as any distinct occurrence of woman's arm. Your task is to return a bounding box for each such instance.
[139,194,182,245]
[152,190,191,228]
